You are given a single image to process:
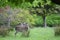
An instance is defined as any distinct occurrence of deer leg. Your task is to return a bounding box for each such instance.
[15,31,18,36]
[21,31,25,36]
[25,30,30,37]
[22,31,30,37]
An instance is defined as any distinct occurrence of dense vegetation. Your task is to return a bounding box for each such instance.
[0,0,60,27]
[0,0,60,38]
[0,27,60,40]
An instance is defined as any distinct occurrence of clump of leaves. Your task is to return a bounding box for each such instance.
[0,26,10,37]
[54,26,60,36]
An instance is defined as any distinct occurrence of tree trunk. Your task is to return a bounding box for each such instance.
[8,16,11,27]
[42,16,47,27]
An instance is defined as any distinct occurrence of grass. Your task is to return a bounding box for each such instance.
[0,27,60,40]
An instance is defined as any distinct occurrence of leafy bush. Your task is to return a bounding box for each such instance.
[0,7,60,27]
[10,9,35,28]
[0,27,9,37]
[54,27,60,36]
[46,14,60,27]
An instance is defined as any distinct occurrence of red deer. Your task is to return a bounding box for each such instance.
[15,22,30,37]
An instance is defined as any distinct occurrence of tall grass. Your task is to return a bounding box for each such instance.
[0,27,60,40]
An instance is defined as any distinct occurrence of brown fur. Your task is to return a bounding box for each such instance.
[15,22,30,37]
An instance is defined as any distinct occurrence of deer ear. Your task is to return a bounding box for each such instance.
[51,0,60,5]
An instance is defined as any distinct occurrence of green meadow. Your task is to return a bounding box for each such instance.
[0,27,60,40]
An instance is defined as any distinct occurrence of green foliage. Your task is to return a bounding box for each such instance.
[8,0,22,5]
[0,7,60,27]
[32,14,60,27]
[0,27,59,40]
[47,14,60,26]
[0,0,8,7]
[10,9,35,27]
[0,0,60,27]
[54,27,60,36]
[20,2,32,9]
[33,15,43,26]
[30,0,56,27]
[0,13,8,25]
[32,0,51,7]
[8,0,33,8]
[0,27,9,37]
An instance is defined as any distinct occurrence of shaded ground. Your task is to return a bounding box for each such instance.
[0,27,60,40]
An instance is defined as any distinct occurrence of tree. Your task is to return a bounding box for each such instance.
[29,0,60,27]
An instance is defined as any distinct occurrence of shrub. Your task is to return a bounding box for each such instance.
[54,26,60,36]
[0,27,10,37]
